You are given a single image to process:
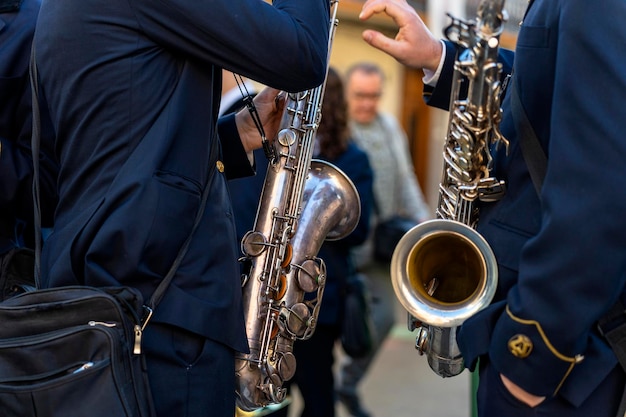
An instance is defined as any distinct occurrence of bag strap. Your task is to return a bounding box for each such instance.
[29,45,43,289]
[29,45,218,319]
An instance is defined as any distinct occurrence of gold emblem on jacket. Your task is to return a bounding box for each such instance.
[508,334,533,358]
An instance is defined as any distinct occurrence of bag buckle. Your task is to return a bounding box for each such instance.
[133,306,154,355]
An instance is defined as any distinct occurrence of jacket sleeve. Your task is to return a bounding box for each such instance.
[129,0,330,92]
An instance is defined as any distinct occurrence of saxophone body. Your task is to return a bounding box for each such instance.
[235,1,361,410]
[391,0,508,378]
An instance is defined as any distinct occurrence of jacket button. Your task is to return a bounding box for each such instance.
[216,160,224,173]
[508,334,533,358]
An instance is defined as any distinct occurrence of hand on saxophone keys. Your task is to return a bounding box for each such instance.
[235,87,286,153]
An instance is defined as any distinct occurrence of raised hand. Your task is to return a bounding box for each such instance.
[359,0,443,72]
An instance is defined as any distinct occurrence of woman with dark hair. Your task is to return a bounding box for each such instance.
[267,67,374,417]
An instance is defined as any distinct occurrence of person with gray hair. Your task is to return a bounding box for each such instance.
[336,61,430,417]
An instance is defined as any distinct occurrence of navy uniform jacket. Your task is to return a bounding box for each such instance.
[425,0,626,407]
[33,0,329,353]
[0,0,57,252]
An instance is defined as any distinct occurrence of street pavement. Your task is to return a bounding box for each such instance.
[286,302,474,417]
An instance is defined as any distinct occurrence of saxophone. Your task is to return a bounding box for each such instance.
[390,0,508,378]
[235,0,360,410]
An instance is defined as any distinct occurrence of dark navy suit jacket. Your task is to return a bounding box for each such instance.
[426,0,626,406]
[0,0,57,252]
[33,0,329,353]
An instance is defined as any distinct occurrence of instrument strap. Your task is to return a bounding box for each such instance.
[233,73,276,163]
[509,76,547,196]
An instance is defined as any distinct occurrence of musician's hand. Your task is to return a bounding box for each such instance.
[235,87,285,152]
[500,374,546,407]
[359,0,442,73]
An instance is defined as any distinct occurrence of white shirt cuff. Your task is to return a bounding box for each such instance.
[422,40,446,87]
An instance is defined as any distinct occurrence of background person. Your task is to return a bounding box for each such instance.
[32,0,330,416]
[336,61,430,417]
[356,0,626,416]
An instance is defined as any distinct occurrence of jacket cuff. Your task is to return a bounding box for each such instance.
[423,40,458,110]
[490,304,584,397]
[217,113,255,180]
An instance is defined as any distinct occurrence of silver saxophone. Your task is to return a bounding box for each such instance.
[391,0,508,378]
[234,0,361,410]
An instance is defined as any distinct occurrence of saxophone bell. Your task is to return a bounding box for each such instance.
[391,219,497,377]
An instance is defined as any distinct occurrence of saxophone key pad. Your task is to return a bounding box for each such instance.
[277,352,297,381]
[296,259,321,292]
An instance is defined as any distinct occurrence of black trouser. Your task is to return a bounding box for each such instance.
[143,323,236,417]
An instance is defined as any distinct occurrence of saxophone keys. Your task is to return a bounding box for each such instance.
[281,303,311,338]
[281,243,293,268]
[277,129,297,147]
[267,374,288,402]
[273,275,288,300]
[296,259,322,293]
[276,351,297,382]
[270,321,280,341]
[477,178,506,202]
[241,231,268,257]
[415,326,430,356]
